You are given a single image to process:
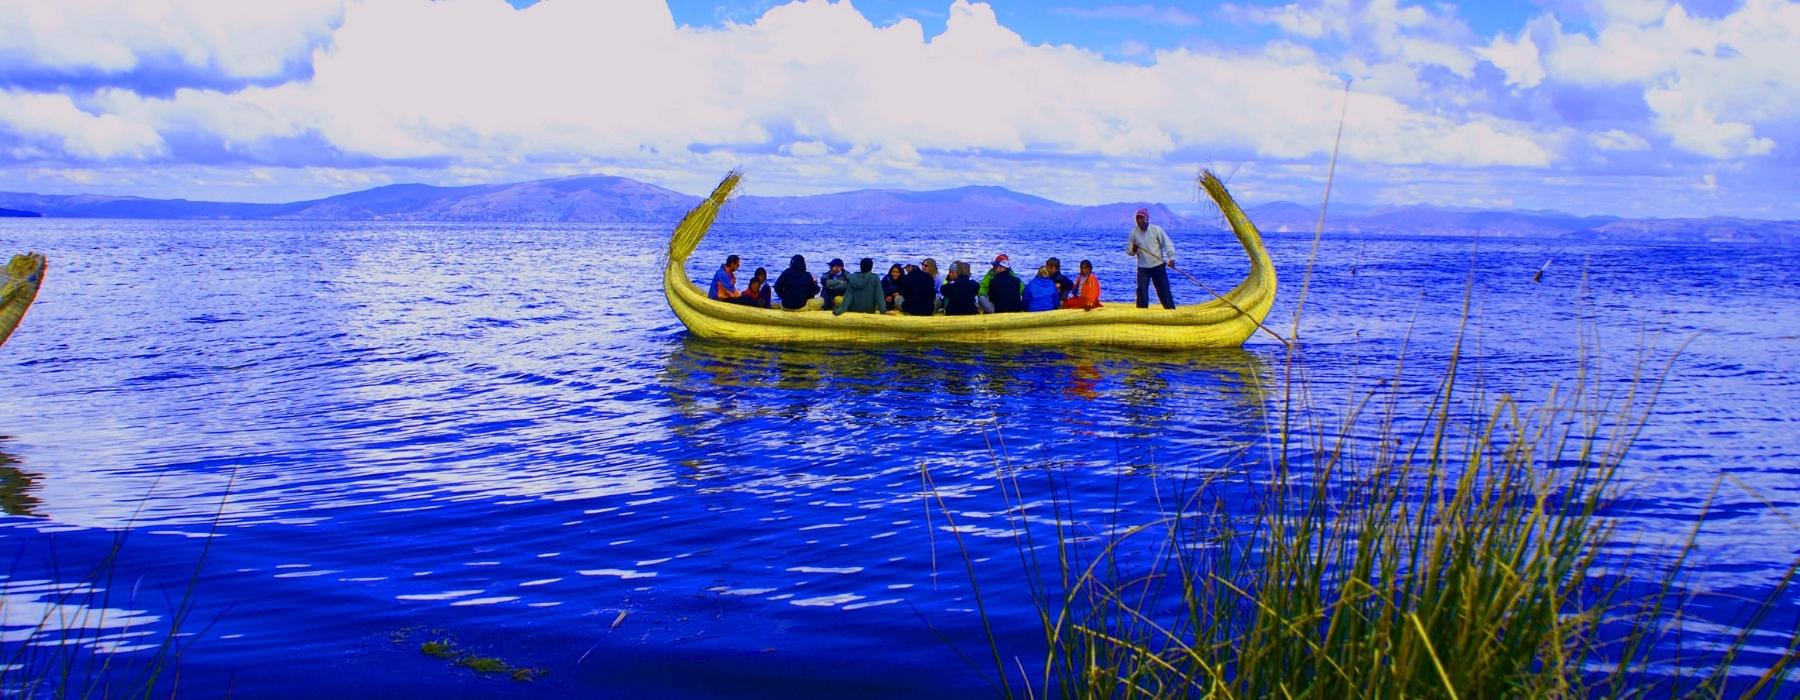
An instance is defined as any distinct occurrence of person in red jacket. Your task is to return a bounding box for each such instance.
[732,267,774,308]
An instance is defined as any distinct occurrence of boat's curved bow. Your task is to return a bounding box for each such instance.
[662,171,1275,350]
[0,252,45,350]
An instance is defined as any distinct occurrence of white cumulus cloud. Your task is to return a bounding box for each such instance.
[1588,128,1650,151]
[1230,0,1477,76]
[1475,27,1543,89]
[1528,0,1800,160]
[0,0,345,88]
[0,91,165,160]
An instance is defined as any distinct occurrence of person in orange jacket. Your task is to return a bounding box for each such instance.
[1062,259,1103,310]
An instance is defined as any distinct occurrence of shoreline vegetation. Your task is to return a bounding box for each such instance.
[929,298,1800,698]
[0,475,230,698]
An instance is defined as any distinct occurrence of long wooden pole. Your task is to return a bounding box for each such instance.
[1135,247,1291,349]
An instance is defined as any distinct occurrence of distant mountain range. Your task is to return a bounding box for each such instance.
[1239,201,1800,243]
[1,173,1793,243]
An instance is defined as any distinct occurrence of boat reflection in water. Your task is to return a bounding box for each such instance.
[658,336,1273,478]
[0,441,42,517]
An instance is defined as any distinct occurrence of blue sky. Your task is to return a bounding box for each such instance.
[2,0,1796,218]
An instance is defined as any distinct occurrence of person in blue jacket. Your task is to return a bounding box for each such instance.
[1022,264,1061,312]
[708,254,741,301]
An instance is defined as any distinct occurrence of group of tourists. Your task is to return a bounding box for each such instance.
[706,208,1182,314]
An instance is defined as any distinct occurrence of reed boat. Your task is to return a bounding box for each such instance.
[0,252,44,350]
[663,171,1275,350]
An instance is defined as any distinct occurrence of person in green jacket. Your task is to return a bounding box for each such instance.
[833,257,887,316]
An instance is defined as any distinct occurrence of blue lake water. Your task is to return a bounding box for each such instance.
[0,217,1795,697]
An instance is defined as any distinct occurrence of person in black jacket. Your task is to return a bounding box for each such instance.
[1046,257,1074,305]
[941,261,980,315]
[988,263,1025,313]
[898,261,937,316]
[774,254,820,310]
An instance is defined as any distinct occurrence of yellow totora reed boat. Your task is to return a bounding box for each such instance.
[663,171,1275,351]
[0,252,45,350]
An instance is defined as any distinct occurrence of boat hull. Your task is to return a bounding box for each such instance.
[666,263,1270,350]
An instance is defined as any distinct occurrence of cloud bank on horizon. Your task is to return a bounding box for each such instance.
[0,0,1795,218]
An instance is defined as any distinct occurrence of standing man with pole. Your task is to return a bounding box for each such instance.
[1127,208,1176,309]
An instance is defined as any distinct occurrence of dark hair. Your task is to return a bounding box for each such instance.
[726,254,740,266]
[1079,259,1092,270]
[1047,257,1061,268]
[860,258,874,273]
[750,267,767,283]
[888,263,904,277]
[789,254,806,270]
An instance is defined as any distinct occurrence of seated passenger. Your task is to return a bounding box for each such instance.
[820,258,849,311]
[977,254,1009,313]
[1022,264,1060,312]
[774,255,820,310]
[941,261,980,316]
[1046,257,1074,304]
[1062,259,1103,310]
[708,254,742,301]
[732,267,774,308]
[833,258,887,316]
[986,257,1025,313]
[920,258,944,312]
[882,263,904,310]
[899,261,937,316]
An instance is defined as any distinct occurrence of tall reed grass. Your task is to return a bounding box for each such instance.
[1,474,229,698]
[929,316,1799,699]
